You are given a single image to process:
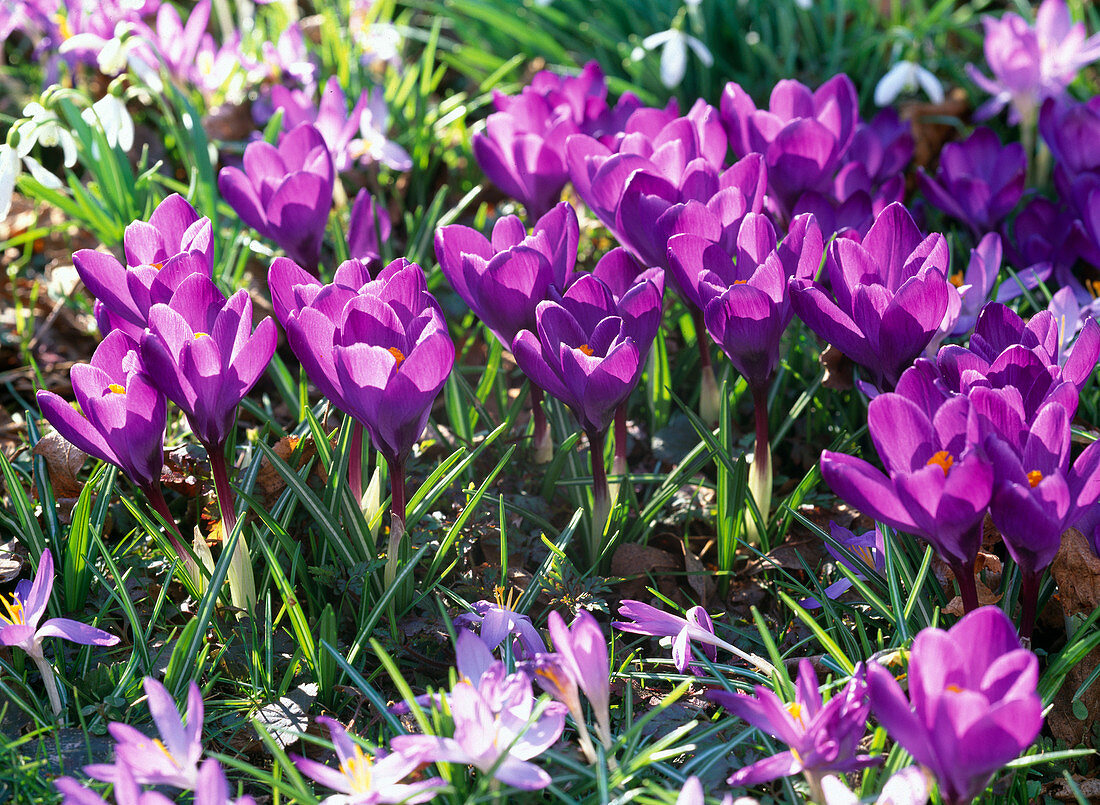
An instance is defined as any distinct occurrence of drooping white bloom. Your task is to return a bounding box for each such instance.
[636,27,713,88]
[874,60,945,106]
[81,95,135,152]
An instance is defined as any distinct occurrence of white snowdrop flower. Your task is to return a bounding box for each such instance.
[874,60,945,106]
[19,103,79,168]
[81,95,135,152]
[0,145,20,219]
[639,28,713,88]
[795,0,812,8]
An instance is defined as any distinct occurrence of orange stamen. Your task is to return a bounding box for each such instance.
[1027,470,1043,488]
[926,450,954,477]
[388,346,405,368]
[578,344,594,356]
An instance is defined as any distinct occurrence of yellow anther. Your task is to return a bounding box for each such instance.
[926,450,954,477]
[341,745,375,793]
[107,383,126,395]
[578,344,594,356]
[1027,470,1043,488]
[0,594,25,626]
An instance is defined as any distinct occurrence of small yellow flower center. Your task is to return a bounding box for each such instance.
[946,684,964,693]
[578,344,594,356]
[193,332,208,340]
[151,262,164,270]
[926,450,954,477]
[54,12,72,40]
[1027,470,1043,488]
[1087,279,1100,300]
[949,272,965,288]
[388,346,405,368]
[341,745,375,794]
[786,702,804,725]
[852,544,875,567]
[107,383,126,395]
[0,594,26,626]
[733,279,748,285]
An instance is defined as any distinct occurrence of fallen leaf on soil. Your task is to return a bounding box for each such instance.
[1042,775,1100,801]
[0,539,23,583]
[611,542,680,601]
[32,431,87,499]
[248,683,317,751]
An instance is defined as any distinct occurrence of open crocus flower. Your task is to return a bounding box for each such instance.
[820,391,992,612]
[452,598,545,658]
[613,600,774,675]
[270,76,373,173]
[709,661,878,798]
[0,550,119,716]
[918,128,1026,237]
[73,193,214,339]
[391,669,565,791]
[291,717,444,805]
[218,123,335,272]
[867,606,1043,805]
[84,677,203,790]
[790,202,952,392]
[720,74,859,222]
[966,0,1100,125]
[802,522,886,609]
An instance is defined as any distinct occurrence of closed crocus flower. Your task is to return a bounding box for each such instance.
[720,74,859,222]
[73,193,214,339]
[435,201,579,349]
[37,330,166,491]
[140,274,277,451]
[217,122,335,272]
[1039,95,1100,203]
[918,128,1026,237]
[347,188,391,264]
[867,606,1043,805]
[820,392,992,612]
[790,202,952,392]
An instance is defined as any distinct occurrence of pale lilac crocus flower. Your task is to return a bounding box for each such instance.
[613,600,774,675]
[292,717,445,804]
[57,758,255,805]
[452,597,545,658]
[0,549,118,716]
[547,610,611,749]
[86,678,205,790]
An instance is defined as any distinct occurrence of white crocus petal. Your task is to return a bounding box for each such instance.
[22,156,64,189]
[0,145,19,219]
[659,31,688,87]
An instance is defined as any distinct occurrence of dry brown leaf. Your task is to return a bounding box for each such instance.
[944,580,1001,617]
[32,431,87,499]
[0,538,23,583]
[820,345,853,391]
[1051,528,1100,618]
[1042,775,1100,802]
[610,542,680,601]
[681,538,716,607]
[256,435,313,500]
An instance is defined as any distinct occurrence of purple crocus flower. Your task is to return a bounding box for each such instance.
[0,549,118,716]
[547,610,611,747]
[347,188,391,264]
[217,123,335,272]
[1039,94,1100,203]
[453,598,545,658]
[720,74,859,222]
[985,401,1100,638]
[613,600,774,675]
[143,0,210,85]
[291,717,444,804]
[967,0,1100,124]
[918,128,1025,237]
[525,651,599,763]
[709,661,878,797]
[949,233,1002,337]
[87,678,204,790]
[391,670,565,791]
[867,606,1043,805]
[140,273,277,452]
[820,391,992,612]
[435,202,579,349]
[789,202,952,392]
[803,522,886,609]
[73,193,214,339]
[269,76,371,173]
[37,331,165,491]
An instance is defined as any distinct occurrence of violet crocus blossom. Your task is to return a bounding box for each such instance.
[967,0,1100,125]
[1039,95,1100,200]
[391,670,565,791]
[269,76,371,173]
[525,651,598,763]
[985,401,1100,638]
[142,0,210,84]
[73,193,214,339]
[708,661,878,799]
[613,600,774,675]
[803,523,886,609]
[918,128,1026,237]
[453,598,545,658]
[0,549,118,717]
[347,188,391,264]
[790,202,952,392]
[87,678,205,790]
[291,717,444,804]
[435,202,579,461]
[820,392,993,612]
[217,123,335,272]
[547,610,611,747]
[867,606,1043,805]
[511,270,661,560]
[720,74,859,222]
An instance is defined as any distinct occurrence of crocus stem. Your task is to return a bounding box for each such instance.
[142,483,199,584]
[530,386,552,464]
[804,770,826,805]
[587,428,610,569]
[349,421,364,504]
[745,384,772,546]
[694,310,719,427]
[1019,569,1040,645]
[384,457,407,591]
[609,404,628,504]
[29,650,63,717]
[950,558,980,614]
[206,442,257,611]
